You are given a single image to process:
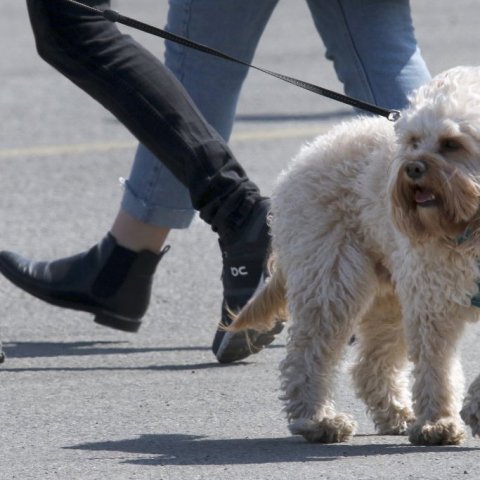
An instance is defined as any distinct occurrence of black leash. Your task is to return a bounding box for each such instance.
[64,0,401,122]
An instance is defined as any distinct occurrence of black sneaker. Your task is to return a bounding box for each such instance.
[212,199,284,363]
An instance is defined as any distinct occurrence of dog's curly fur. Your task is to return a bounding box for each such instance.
[231,67,480,446]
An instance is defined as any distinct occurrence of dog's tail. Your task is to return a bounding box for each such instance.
[229,267,288,332]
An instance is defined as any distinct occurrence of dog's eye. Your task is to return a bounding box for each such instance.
[440,138,462,152]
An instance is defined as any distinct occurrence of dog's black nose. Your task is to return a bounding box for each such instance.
[405,160,427,180]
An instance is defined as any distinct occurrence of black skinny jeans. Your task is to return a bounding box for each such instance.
[26,0,263,238]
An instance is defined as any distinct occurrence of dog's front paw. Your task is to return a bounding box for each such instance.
[461,377,480,437]
[409,418,465,445]
[289,415,357,443]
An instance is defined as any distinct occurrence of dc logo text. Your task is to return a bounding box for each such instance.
[230,266,248,277]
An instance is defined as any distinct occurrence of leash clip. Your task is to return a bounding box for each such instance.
[388,110,401,122]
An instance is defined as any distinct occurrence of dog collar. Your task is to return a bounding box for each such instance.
[454,225,472,246]
[454,225,480,307]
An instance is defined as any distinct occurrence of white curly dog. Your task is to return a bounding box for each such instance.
[231,66,480,446]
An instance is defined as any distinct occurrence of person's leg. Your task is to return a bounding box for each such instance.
[0,0,270,334]
[305,0,431,110]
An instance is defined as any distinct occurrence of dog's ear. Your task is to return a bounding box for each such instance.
[456,212,480,253]
[444,171,480,250]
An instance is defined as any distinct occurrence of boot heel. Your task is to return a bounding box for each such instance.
[94,313,141,333]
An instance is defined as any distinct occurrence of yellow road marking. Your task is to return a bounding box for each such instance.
[0,125,327,159]
[0,141,136,159]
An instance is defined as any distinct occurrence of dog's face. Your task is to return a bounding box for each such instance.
[389,67,480,245]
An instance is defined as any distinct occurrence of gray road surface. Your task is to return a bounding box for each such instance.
[2,1,480,479]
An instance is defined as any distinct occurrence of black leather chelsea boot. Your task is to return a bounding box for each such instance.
[0,234,169,332]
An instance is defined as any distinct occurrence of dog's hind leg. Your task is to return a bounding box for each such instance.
[351,288,414,434]
[281,241,377,443]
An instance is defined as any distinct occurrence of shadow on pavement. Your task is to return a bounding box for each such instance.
[0,361,248,373]
[65,433,480,465]
[3,341,211,358]
[3,341,284,360]
[0,340,284,372]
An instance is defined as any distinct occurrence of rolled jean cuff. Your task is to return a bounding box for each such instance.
[120,178,196,229]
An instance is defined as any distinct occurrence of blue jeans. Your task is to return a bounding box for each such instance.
[121,0,431,228]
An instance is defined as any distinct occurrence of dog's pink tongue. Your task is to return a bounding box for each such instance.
[415,189,435,203]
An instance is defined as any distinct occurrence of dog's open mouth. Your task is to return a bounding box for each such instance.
[414,187,438,207]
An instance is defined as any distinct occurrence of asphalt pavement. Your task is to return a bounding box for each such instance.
[2,1,480,479]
